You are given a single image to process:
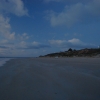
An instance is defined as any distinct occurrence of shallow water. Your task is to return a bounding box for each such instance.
[0,58,11,67]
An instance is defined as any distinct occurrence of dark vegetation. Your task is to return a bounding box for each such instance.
[39,48,100,57]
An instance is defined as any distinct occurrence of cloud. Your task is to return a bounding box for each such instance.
[0,0,32,57]
[68,38,83,45]
[16,41,50,49]
[18,41,27,48]
[0,14,29,41]
[0,0,29,40]
[0,14,30,41]
[0,40,8,44]
[85,0,100,16]
[49,40,66,46]
[44,0,91,3]
[0,0,28,16]
[0,40,50,50]
[0,39,50,57]
[0,45,8,49]
[46,0,100,27]
[18,33,29,40]
[49,38,96,49]
[0,14,16,40]
[0,13,48,56]
[44,0,62,2]
[26,41,50,49]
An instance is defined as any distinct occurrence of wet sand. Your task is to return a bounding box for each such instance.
[0,57,100,100]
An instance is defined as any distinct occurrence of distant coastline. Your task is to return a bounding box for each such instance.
[39,48,100,58]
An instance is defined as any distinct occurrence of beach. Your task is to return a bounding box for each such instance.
[0,57,100,100]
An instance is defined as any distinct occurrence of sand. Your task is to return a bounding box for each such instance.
[0,57,100,100]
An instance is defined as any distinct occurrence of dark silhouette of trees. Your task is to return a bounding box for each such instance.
[40,48,100,57]
[68,48,72,52]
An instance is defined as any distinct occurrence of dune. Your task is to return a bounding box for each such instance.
[0,57,100,100]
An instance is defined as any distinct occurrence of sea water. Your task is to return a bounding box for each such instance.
[0,58,11,67]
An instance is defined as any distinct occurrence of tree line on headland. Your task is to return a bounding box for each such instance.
[39,48,100,57]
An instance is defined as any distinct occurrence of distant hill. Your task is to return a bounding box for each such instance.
[39,48,100,57]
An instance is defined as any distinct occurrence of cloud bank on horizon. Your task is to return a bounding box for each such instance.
[0,0,99,57]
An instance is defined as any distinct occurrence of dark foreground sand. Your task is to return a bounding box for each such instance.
[0,57,100,100]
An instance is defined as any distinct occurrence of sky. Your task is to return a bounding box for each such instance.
[0,0,100,57]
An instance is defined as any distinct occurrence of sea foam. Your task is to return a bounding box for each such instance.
[0,58,11,67]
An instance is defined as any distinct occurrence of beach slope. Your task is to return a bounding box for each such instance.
[0,58,100,100]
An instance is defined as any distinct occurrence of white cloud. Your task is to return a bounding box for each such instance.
[48,3,83,27]
[18,33,29,40]
[85,0,100,16]
[68,38,82,45]
[0,14,30,41]
[47,0,100,27]
[0,14,15,40]
[10,41,50,50]
[0,0,29,40]
[49,40,66,46]
[0,40,8,44]
[8,32,15,40]
[0,14,29,55]
[20,41,27,46]
[49,38,96,49]
[26,41,50,49]
[0,0,28,16]
[19,41,27,48]
[32,41,39,46]
[44,0,62,2]
[0,0,32,57]
[44,0,91,3]
[0,14,49,56]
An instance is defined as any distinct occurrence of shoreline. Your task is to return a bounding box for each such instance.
[0,58,13,67]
